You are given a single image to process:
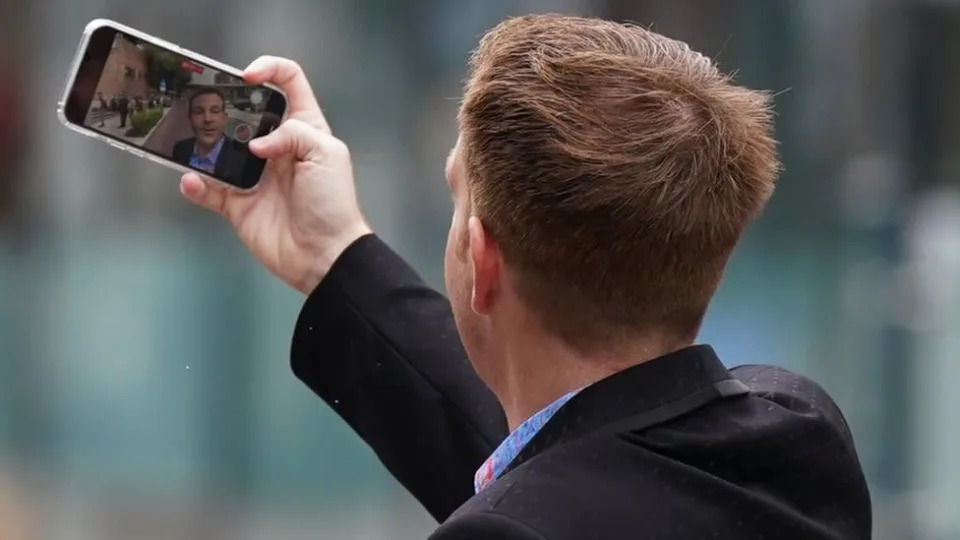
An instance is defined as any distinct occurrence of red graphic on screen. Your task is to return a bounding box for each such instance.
[180,60,204,74]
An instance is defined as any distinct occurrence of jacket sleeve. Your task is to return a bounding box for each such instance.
[290,234,508,522]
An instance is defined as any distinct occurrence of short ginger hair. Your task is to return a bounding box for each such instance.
[458,14,779,350]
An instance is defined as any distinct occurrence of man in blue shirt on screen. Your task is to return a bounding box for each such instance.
[172,86,247,182]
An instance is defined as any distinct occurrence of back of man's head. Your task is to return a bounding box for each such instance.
[458,14,779,352]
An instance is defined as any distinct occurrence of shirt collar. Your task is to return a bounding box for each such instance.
[474,388,580,493]
[193,135,225,162]
[475,345,737,491]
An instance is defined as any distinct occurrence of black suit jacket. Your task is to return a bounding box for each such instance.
[172,136,248,184]
[290,235,872,539]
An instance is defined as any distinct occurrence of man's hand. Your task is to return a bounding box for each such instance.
[180,55,372,295]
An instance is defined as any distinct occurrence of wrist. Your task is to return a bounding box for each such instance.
[298,223,374,295]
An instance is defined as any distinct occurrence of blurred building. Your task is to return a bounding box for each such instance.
[186,70,250,109]
[95,34,150,98]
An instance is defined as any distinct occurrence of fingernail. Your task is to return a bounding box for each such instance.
[181,178,201,198]
[244,59,265,76]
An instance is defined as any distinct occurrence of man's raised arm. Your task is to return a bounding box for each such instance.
[290,234,506,521]
[177,55,506,522]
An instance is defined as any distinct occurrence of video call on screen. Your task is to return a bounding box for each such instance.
[84,32,274,186]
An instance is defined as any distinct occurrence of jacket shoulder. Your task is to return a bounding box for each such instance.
[172,138,193,155]
[730,364,856,445]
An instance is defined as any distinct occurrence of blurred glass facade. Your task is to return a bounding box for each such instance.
[0,0,957,538]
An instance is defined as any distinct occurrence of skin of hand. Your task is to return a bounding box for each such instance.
[180,56,372,295]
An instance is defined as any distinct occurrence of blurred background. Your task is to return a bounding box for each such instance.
[0,0,957,538]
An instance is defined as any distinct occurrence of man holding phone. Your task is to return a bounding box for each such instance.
[180,15,871,539]
[172,86,247,183]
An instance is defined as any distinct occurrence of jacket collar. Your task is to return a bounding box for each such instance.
[502,344,743,477]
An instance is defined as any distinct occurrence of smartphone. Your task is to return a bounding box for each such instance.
[57,19,288,191]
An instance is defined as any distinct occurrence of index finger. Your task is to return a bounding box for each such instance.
[243,55,330,132]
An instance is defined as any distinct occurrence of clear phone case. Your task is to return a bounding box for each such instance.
[56,18,285,192]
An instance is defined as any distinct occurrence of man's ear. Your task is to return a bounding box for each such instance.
[469,216,500,315]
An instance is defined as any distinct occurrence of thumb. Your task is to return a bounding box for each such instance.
[248,118,324,162]
[180,173,229,217]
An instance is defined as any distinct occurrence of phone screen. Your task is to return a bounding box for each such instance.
[62,25,286,189]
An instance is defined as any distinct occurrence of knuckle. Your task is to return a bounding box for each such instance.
[326,137,351,160]
[278,58,303,76]
[250,54,275,69]
[274,117,296,133]
[287,117,308,128]
[282,117,311,136]
[277,118,329,159]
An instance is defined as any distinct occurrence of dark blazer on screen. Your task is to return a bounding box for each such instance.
[172,136,248,184]
[289,234,873,540]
